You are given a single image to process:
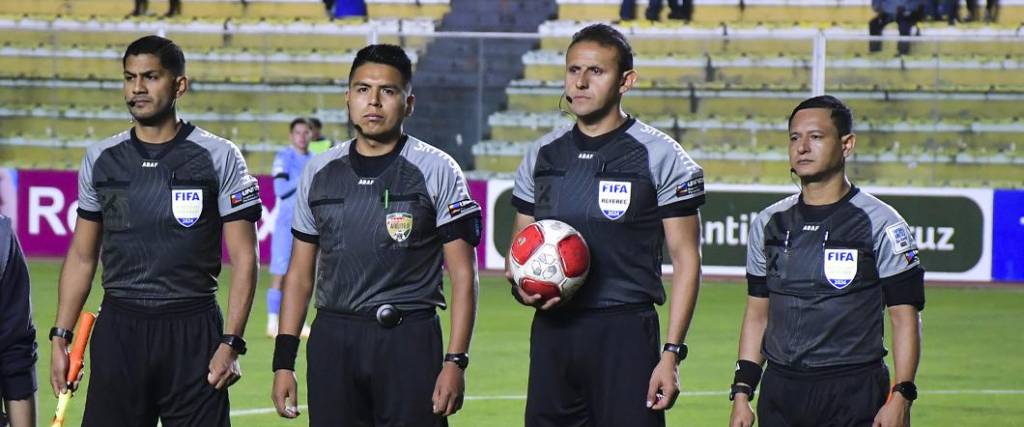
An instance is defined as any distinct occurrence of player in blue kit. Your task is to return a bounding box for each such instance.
[266,118,312,338]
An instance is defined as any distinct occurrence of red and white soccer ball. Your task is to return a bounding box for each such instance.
[508,219,590,302]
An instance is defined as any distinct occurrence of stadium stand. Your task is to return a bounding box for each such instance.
[1,0,1022,187]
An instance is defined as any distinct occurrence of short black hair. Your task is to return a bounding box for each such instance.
[788,95,853,137]
[307,117,323,130]
[568,24,634,74]
[123,35,186,77]
[290,117,310,132]
[348,44,413,89]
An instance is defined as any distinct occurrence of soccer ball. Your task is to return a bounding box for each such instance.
[508,219,590,302]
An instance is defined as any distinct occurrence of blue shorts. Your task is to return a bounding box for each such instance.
[270,218,293,276]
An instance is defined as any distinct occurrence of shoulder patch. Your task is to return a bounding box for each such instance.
[884,221,914,254]
[676,176,704,197]
[448,199,478,216]
[230,184,260,208]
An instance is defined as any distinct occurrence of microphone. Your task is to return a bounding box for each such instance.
[127,100,137,107]
[565,95,573,104]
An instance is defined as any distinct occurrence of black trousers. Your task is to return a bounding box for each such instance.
[82,298,229,427]
[306,309,448,427]
[869,10,922,55]
[757,361,890,427]
[525,304,665,427]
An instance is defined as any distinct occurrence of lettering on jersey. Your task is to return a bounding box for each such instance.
[675,176,704,198]
[803,224,820,231]
[171,189,203,227]
[578,152,595,160]
[229,184,260,208]
[358,179,375,186]
[884,222,915,254]
[598,180,631,220]
[447,199,478,217]
[141,161,159,168]
[386,212,413,242]
[823,248,858,289]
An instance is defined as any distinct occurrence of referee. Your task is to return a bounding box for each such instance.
[270,44,481,426]
[51,35,261,426]
[0,215,35,427]
[507,24,704,426]
[729,95,924,427]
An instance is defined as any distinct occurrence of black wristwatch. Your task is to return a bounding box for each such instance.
[49,326,73,343]
[221,334,247,355]
[892,381,918,401]
[444,353,469,370]
[729,383,754,401]
[662,343,688,365]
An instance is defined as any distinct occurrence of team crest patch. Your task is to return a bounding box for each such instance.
[823,249,858,289]
[885,222,915,254]
[598,180,631,220]
[386,212,413,242]
[171,189,203,227]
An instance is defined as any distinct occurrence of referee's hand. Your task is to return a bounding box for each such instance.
[207,344,242,390]
[49,340,83,397]
[646,357,680,411]
[432,363,465,417]
[729,395,755,427]
[272,370,301,418]
[873,394,911,427]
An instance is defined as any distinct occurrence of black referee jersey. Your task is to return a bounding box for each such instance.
[511,117,705,309]
[76,121,262,307]
[746,186,926,370]
[292,134,482,313]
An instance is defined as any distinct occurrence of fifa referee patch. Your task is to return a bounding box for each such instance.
[229,184,260,208]
[884,222,915,254]
[447,199,478,216]
[676,177,704,197]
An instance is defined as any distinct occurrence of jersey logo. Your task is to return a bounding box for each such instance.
[578,152,595,160]
[598,180,631,220]
[823,249,858,289]
[885,222,915,254]
[448,199,478,217]
[386,212,413,242]
[229,184,260,208]
[358,179,375,185]
[141,161,159,168]
[171,189,203,227]
[675,176,704,198]
[803,224,820,231]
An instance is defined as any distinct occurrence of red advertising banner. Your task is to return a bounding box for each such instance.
[13,169,489,268]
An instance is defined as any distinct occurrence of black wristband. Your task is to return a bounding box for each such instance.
[272,334,301,372]
[49,326,73,343]
[733,360,763,392]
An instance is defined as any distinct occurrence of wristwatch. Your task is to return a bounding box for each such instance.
[49,326,73,343]
[662,343,688,365]
[729,383,754,401]
[892,382,918,401]
[221,334,247,355]
[444,353,470,370]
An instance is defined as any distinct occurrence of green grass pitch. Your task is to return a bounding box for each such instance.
[23,260,1024,426]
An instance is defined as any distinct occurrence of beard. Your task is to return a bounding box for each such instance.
[130,100,176,127]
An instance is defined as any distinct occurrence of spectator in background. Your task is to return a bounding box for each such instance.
[267,118,313,338]
[307,117,336,155]
[129,0,181,17]
[869,0,926,55]
[965,0,1000,21]
[620,0,692,21]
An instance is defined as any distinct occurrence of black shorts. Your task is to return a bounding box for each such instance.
[757,361,890,427]
[306,309,448,427]
[525,303,664,427]
[82,297,230,427]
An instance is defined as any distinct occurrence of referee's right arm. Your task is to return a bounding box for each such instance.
[51,217,102,397]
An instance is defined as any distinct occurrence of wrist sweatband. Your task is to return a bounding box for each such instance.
[272,334,300,372]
